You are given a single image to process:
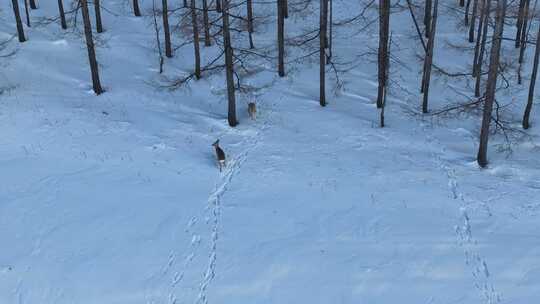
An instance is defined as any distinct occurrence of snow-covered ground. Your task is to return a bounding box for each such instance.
[1,1,540,303]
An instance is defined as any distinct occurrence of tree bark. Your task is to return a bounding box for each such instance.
[472,0,485,77]
[465,0,472,26]
[247,0,254,48]
[11,0,26,42]
[475,0,491,97]
[133,0,141,16]
[460,0,465,6]
[24,0,31,27]
[424,0,432,38]
[203,0,211,46]
[191,0,201,79]
[377,0,390,109]
[320,0,328,107]
[29,0,37,9]
[422,0,438,113]
[468,0,478,42]
[58,0,67,29]
[516,0,526,48]
[216,0,222,13]
[278,0,285,76]
[477,0,506,168]
[162,0,173,57]
[522,16,540,129]
[80,0,104,95]
[222,0,238,126]
[94,0,103,33]
[328,0,333,62]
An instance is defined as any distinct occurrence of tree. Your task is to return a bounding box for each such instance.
[216,0,222,13]
[24,0,31,27]
[377,0,390,109]
[58,0,67,29]
[133,0,142,17]
[424,0,432,38]
[202,0,211,46]
[222,0,237,126]
[474,0,491,97]
[319,0,328,107]
[162,0,173,57]
[278,0,285,76]
[29,0,37,9]
[477,0,506,168]
[247,0,255,49]
[522,16,540,129]
[468,0,478,42]
[11,0,26,43]
[80,0,104,95]
[94,0,104,33]
[421,0,438,113]
[191,0,201,79]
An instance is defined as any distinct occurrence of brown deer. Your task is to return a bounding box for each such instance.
[248,102,257,120]
[212,139,226,172]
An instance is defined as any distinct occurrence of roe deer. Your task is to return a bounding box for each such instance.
[248,102,257,120]
[212,139,226,172]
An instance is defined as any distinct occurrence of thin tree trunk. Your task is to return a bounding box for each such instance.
[460,0,465,6]
[468,0,479,42]
[247,0,254,48]
[184,0,188,7]
[377,0,390,109]
[465,0,472,26]
[216,0,222,13]
[472,0,485,76]
[94,0,103,33]
[11,0,26,42]
[58,0,67,29]
[425,0,432,38]
[162,0,173,57]
[133,0,141,16]
[320,0,328,107]
[516,0,526,48]
[328,0,333,62]
[477,0,506,168]
[522,15,540,129]
[80,0,104,95]
[284,0,288,18]
[278,0,285,76]
[24,0,31,27]
[203,0,211,46]
[191,0,201,79]
[152,0,164,73]
[422,0,438,113]
[475,0,491,97]
[29,0,37,9]
[517,0,531,84]
[222,0,237,126]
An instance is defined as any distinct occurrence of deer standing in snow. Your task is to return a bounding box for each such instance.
[212,139,226,172]
[248,102,257,120]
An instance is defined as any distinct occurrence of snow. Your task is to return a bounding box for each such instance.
[1,1,540,304]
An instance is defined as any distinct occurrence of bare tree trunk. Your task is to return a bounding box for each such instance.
[381,34,392,128]
[162,0,173,57]
[465,0,472,26]
[522,16,540,129]
[247,0,254,48]
[422,0,438,113]
[320,0,328,107]
[11,0,26,42]
[477,0,506,168]
[278,0,285,76]
[517,0,531,84]
[29,0,37,9]
[475,0,491,97]
[377,0,390,109]
[468,0,478,42]
[222,0,237,126]
[24,0,31,27]
[284,0,288,18]
[424,0,432,38]
[472,0,485,76]
[58,0,67,29]
[184,0,188,7]
[460,0,465,6]
[152,0,164,73]
[516,0,526,48]
[94,0,103,33]
[203,0,211,46]
[328,0,333,62]
[191,0,201,79]
[133,0,141,16]
[216,0,222,13]
[80,0,104,95]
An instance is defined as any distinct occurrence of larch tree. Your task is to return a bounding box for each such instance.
[477,0,506,168]
[278,0,285,76]
[80,0,104,95]
[191,0,201,79]
[522,15,540,129]
[222,0,238,126]
[162,0,173,57]
[377,0,390,109]
[319,0,328,107]
[11,0,26,42]
[58,0,67,29]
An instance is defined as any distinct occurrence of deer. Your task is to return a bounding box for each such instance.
[212,139,226,172]
[248,102,257,120]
